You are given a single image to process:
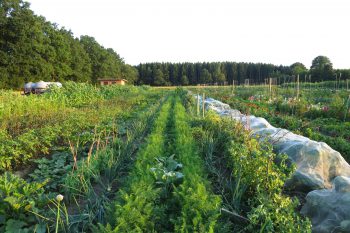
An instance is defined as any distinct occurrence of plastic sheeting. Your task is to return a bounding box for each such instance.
[301,176,350,233]
[197,95,350,232]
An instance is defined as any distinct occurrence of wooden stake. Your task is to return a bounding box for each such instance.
[197,94,200,116]
[335,74,337,90]
[339,73,342,90]
[296,74,300,100]
[269,78,272,100]
[309,75,312,91]
[232,79,235,94]
[202,93,205,118]
[347,79,349,92]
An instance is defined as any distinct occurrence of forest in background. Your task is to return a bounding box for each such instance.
[0,0,138,89]
[136,59,350,86]
[1,0,350,89]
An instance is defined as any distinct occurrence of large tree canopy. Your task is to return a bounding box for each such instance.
[310,56,334,82]
[290,62,307,76]
[0,0,138,89]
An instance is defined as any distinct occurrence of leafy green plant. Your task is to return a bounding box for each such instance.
[29,152,73,192]
[0,172,48,232]
[150,155,184,188]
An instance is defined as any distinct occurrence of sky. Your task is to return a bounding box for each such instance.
[27,0,350,69]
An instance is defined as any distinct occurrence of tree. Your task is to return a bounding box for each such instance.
[0,0,53,88]
[153,68,165,86]
[68,37,92,82]
[310,56,334,82]
[290,62,307,76]
[80,36,124,83]
[200,68,212,84]
[180,75,189,86]
[122,64,138,84]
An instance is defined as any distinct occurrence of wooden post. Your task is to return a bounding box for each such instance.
[202,93,205,118]
[296,74,300,100]
[335,74,337,90]
[197,94,200,116]
[309,75,312,91]
[344,95,350,121]
[269,78,272,100]
[231,79,235,94]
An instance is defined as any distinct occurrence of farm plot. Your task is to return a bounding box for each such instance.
[191,86,350,162]
[0,86,310,232]
[96,90,309,232]
[0,83,166,232]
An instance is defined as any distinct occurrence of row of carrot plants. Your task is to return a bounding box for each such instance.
[98,91,222,232]
[172,94,221,232]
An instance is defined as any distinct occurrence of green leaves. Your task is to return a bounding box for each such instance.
[190,99,310,232]
[0,172,49,232]
[110,98,172,232]
[29,152,72,191]
[150,155,184,187]
[172,96,221,232]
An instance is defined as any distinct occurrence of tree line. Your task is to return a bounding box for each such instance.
[0,0,138,89]
[136,57,350,86]
[1,1,349,89]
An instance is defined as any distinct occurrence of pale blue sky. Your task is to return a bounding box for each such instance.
[27,0,350,68]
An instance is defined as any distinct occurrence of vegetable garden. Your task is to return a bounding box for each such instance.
[1,84,313,232]
[191,85,350,163]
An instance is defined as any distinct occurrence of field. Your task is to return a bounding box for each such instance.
[189,84,350,163]
[7,82,350,232]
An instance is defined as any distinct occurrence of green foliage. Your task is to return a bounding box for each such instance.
[247,193,311,233]
[29,152,72,192]
[0,172,48,232]
[173,97,221,232]
[103,99,172,232]
[0,83,153,171]
[190,110,311,232]
[0,0,137,89]
[310,55,334,82]
[291,62,307,76]
[150,155,184,188]
[200,86,350,162]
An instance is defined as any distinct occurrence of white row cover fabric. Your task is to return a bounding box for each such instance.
[196,95,350,232]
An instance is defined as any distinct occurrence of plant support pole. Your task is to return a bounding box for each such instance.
[269,78,272,101]
[232,79,235,94]
[202,93,205,118]
[297,74,300,100]
[197,94,200,116]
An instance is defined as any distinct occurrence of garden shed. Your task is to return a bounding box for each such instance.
[98,78,128,86]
